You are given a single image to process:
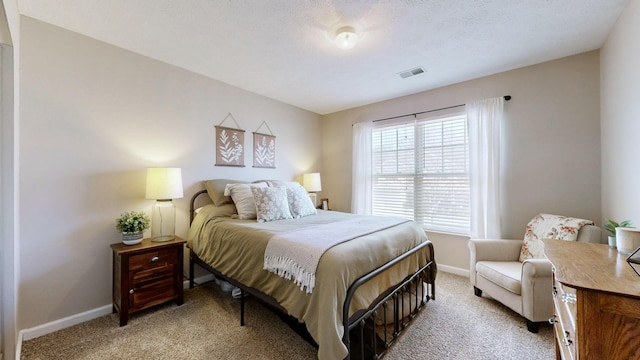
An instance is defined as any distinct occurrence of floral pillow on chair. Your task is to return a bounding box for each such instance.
[519,213,594,262]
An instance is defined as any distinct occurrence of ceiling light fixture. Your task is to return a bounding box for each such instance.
[334,26,358,50]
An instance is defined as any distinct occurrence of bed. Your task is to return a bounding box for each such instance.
[187,180,436,359]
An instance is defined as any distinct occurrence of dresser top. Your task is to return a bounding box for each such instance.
[543,239,640,298]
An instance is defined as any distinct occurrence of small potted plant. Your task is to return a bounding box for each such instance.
[603,219,633,248]
[116,210,150,245]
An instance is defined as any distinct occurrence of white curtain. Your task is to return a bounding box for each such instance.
[467,97,504,239]
[351,121,373,214]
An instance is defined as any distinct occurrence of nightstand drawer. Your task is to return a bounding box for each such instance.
[130,276,177,311]
[132,264,175,284]
[129,248,178,272]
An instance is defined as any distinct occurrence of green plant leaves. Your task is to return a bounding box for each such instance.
[603,218,634,235]
[116,210,150,233]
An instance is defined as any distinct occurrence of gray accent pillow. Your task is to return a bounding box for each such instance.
[286,184,317,219]
[224,182,268,220]
[252,186,293,223]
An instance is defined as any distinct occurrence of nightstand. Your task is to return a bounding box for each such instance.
[111,236,186,326]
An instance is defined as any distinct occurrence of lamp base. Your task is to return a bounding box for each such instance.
[151,200,176,242]
[151,235,175,242]
[308,193,317,208]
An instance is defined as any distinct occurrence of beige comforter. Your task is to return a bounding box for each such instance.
[187,206,434,360]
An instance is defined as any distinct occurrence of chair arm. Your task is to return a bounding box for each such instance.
[521,258,554,278]
[468,239,523,262]
[468,239,523,285]
[521,258,554,322]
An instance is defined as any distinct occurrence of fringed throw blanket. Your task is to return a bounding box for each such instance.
[264,216,408,294]
[519,213,594,262]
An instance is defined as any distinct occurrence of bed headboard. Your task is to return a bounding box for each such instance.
[190,189,210,224]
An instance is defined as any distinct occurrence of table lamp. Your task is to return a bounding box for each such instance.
[302,172,322,207]
[146,167,183,242]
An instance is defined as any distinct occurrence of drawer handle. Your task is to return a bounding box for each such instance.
[129,289,134,294]
[151,256,159,262]
[562,293,576,304]
[548,315,557,325]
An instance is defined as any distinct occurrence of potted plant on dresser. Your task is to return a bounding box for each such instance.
[116,210,150,245]
[603,218,633,248]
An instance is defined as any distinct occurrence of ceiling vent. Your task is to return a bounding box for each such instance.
[398,66,425,79]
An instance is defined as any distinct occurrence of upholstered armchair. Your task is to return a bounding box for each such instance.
[468,216,601,332]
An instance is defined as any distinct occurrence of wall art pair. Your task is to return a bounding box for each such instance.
[214,113,276,168]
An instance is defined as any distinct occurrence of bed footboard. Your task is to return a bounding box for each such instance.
[190,241,435,359]
[343,241,435,359]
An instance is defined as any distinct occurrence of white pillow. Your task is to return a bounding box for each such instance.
[251,186,293,223]
[286,184,317,219]
[224,182,267,220]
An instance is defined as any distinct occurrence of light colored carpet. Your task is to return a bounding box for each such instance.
[21,272,554,359]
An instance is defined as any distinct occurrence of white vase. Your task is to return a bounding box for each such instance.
[122,231,143,245]
[608,235,617,248]
[615,227,640,255]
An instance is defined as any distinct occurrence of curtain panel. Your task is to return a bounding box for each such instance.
[351,121,373,214]
[467,97,504,239]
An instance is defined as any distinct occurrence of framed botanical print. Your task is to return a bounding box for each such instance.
[215,126,245,167]
[253,132,276,168]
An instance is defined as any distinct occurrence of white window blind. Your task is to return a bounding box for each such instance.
[372,112,470,234]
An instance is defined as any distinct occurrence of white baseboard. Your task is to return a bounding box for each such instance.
[437,264,469,278]
[20,304,113,341]
[14,332,22,360]
[19,274,215,344]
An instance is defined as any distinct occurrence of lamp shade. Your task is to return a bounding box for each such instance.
[145,168,184,200]
[303,173,322,192]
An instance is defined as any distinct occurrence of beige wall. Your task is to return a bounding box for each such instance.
[322,51,602,273]
[0,4,12,45]
[1,1,19,358]
[18,17,322,329]
[1,42,15,359]
[14,0,640,338]
[601,0,640,229]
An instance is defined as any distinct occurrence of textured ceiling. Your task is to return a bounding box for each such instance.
[18,0,629,115]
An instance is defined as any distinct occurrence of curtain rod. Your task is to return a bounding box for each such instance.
[372,95,511,123]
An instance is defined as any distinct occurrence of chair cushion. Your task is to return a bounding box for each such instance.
[476,261,522,295]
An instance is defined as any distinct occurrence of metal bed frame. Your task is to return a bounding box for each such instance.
[188,189,436,359]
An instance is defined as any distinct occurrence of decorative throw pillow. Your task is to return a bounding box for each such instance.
[254,179,289,188]
[286,184,317,219]
[519,213,594,262]
[224,182,267,220]
[251,186,293,223]
[194,203,237,218]
[203,179,247,206]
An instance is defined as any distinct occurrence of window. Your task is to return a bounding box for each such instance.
[372,112,470,234]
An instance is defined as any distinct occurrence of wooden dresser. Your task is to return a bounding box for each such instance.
[544,240,640,360]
